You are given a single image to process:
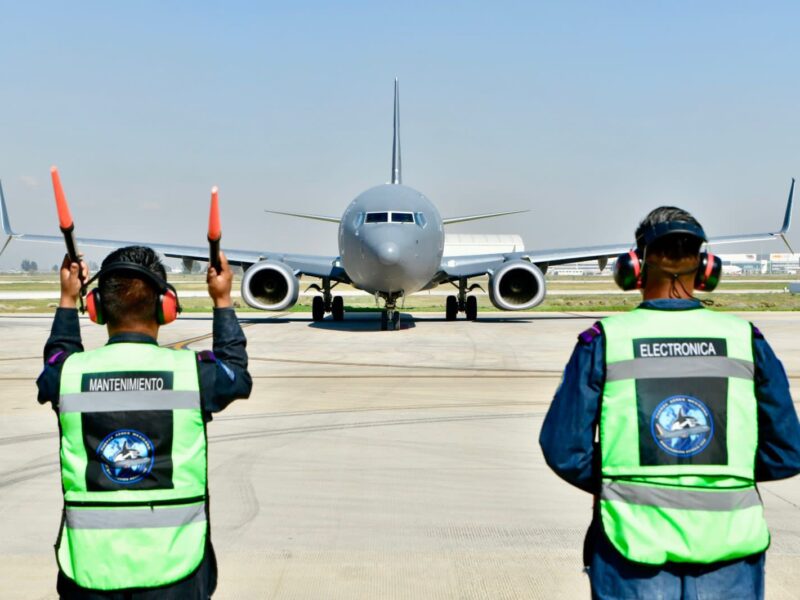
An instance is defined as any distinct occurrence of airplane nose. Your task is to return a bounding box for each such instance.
[377,241,400,266]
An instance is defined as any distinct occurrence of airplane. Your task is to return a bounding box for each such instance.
[111,442,150,468]
[0,81,795,330]
[655,408,711,440]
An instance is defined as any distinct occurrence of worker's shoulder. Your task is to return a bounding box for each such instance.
[577,321,604,345]
[164,347,217,367]
[699,309,759,337]
[195,349,218,364]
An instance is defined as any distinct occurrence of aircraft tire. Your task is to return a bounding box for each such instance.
[332,296,345,321]
[445,295,458,321]
[380,311,389,331]
[465,295,478,320]
[312,296,325,321]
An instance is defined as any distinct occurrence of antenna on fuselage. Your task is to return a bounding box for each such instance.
[391,78,402,185]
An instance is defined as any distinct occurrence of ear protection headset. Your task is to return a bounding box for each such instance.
[613,220,722,292]
[81,262,181,326]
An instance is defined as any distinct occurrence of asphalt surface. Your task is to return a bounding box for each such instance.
[1,311,799,599]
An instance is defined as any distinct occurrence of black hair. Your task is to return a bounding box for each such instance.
[635,206,704,260]
[98,246,167,327]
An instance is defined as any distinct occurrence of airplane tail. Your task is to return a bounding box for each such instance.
[0,180,17,257]
[391,78,401,185]
[778,178,795,253]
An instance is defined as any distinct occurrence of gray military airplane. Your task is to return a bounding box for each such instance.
[0,81,795,330]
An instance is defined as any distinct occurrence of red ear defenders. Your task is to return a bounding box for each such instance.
[613,220,722,292]
[81,262,181,325]
[613,248,722,291]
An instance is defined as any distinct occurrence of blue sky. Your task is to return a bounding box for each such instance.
[1,2,798,270]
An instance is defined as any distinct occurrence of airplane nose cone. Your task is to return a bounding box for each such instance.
[377,241,400,266]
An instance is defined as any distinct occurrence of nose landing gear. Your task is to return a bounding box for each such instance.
[380,293,403,331]
[380,308,400,331]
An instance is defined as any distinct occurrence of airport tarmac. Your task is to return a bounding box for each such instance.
[1,311,799,599]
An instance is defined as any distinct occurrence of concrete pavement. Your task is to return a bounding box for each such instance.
[1,311,798,599]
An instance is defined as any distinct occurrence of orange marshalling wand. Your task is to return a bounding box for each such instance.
[51,166,81,267]
[208,186,221,272]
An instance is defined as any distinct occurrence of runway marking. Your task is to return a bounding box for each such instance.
[0,410,544,486]
[215,401,549,422]
[210,411,544,443]
[763,487,800,510]
[0,401,544,446]
[0,457,60,489]
[164,322,258,350]
[0,431,55,446]
[248,355,563,375]
[249,374,561,379]
[5,373,798,383]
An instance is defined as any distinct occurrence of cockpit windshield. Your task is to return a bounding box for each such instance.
[365,212,389,223]
[363,211,427,226]
[391,212,414,223]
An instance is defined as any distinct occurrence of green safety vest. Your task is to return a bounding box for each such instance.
[56,343,208,590]
[599,307,769,565]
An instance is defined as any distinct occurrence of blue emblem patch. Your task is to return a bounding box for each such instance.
[650,395,714,458]
[96,429,155,485]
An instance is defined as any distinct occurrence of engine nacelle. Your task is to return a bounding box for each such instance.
[241,260,300,311]
[488,260,546,311]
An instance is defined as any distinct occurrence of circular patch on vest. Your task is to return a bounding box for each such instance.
[650,395,714,457]
[96,429,155,484]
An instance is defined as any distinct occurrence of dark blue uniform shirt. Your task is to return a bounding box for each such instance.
[539,299,800,591]
[37,307,253,600]
[540,299,800,494]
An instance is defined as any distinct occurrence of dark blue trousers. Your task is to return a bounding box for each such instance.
[587,523,765,600]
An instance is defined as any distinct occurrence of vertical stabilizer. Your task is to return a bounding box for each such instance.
[779,177,795,253]
[0,180,16,236]
[0,180,16,257]
[391,79,402,185]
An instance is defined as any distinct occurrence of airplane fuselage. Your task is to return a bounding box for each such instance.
[339,184,443,297]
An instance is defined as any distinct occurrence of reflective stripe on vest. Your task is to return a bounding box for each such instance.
[56,343,208,591]
[60,391,200,413]
[598,308,769,565]
[67,502,207,529]
[601,481,762,512]
[606,356,755,382]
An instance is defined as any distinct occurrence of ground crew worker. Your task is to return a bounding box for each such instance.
[540,206,800,599]
[37,245,252,599]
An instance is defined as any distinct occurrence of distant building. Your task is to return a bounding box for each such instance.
[547,253,799,277]
[548,259,611,276]
[718,253,763,275]
[767,253,800,275]
[443,234,524,257]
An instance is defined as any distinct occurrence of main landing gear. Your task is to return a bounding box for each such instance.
[309,278,345,322]
[446,278,481,321]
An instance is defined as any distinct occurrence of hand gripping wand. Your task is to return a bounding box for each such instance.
[208,186,222,273]
[51,166,85,310]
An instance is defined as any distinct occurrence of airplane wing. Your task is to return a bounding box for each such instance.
[437,179,794,280]
[442,210,529,225]
[263,209,341,224]
[0,182,348,282]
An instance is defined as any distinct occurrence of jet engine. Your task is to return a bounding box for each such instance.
[241,260,300,311]
[488,260,547,311]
